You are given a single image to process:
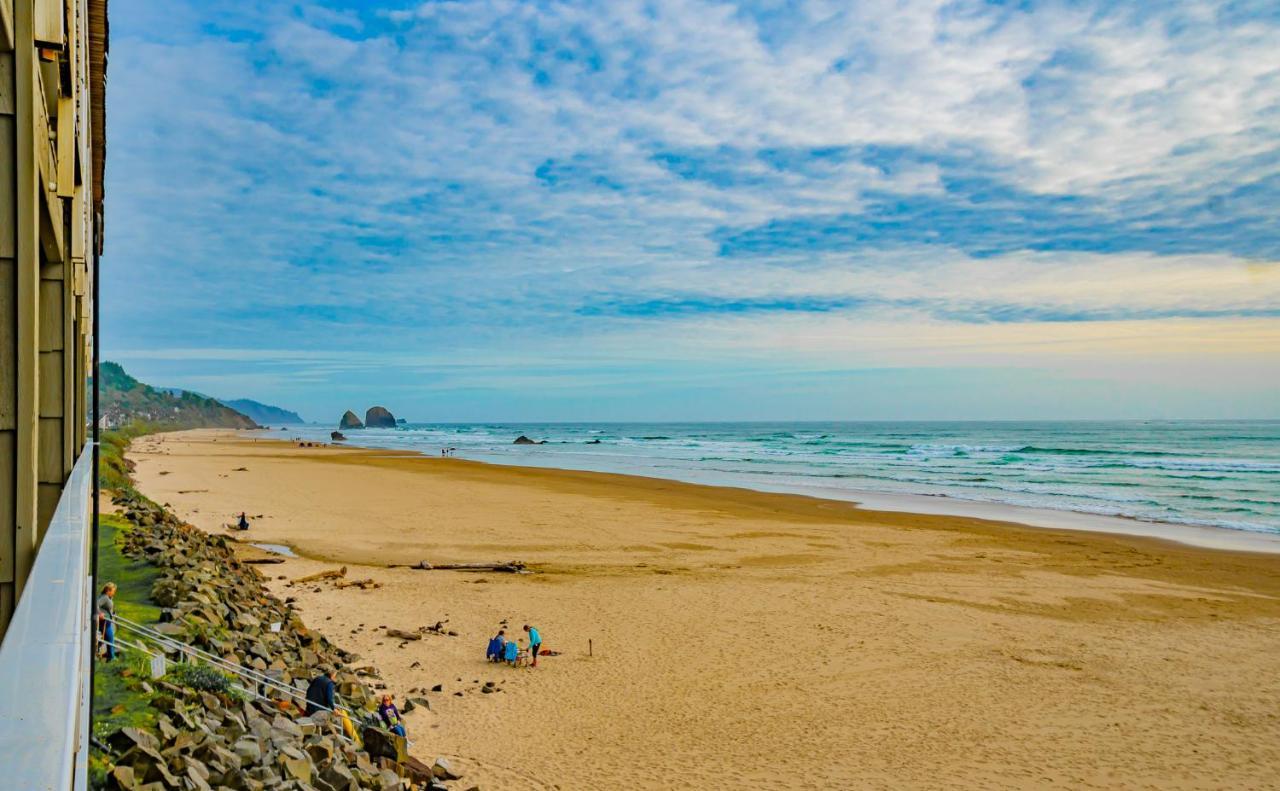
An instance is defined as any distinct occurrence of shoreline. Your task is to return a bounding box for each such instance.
[261,427,1280,554]
[127,429,1280,790]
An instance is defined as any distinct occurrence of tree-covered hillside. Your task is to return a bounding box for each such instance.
[100,362,257,429]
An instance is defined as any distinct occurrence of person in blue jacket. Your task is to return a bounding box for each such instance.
[504,637,519,666]
[486,629,507,662]
[524,624,542,667]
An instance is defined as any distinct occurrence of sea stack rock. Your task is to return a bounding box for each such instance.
[339,410,363,429]
[365,406,397,428]
[513,435,537,445]
[331,431,346,441]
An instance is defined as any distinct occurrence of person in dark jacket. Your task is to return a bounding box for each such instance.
[236,512,250,531]
[305,667,337,715]
[486,629,506,662]
[378,694,407,737]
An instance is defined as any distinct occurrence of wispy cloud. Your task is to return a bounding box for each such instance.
[102,0,1280,419]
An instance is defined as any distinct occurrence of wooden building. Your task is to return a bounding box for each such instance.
[0,0,106,638]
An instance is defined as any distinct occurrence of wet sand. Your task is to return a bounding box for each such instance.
[130,430,1280,790]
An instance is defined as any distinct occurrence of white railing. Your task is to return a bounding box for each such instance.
[106,614,361,726]
[0,447,94,791]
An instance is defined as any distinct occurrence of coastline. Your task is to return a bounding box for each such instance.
[127,429,1280,789]
[271,425,1280,554]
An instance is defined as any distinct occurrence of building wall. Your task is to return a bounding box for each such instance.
[0,0,103,638]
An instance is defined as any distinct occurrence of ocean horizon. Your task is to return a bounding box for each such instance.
[267,419,1280,540]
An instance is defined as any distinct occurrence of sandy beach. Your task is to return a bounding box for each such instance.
[128,430,1280,790]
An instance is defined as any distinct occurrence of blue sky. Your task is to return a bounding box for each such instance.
[103,0,1280,422]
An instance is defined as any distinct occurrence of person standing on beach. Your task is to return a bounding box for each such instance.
[96,582,117,660]
[524,623,542,667]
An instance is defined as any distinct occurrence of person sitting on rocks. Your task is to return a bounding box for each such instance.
[236,511,250,531]
[487,629,507,662]
[504,637,520,666]
[379,694,407,738]
[305,667,337,715]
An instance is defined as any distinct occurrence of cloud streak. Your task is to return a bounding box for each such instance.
[101,0,1280,419]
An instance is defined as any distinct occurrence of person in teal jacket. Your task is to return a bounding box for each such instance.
[524,624,542,667]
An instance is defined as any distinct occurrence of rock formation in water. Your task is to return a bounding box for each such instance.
[339,410,364,429]
[331,431,346,441]
[365,406,397,428]
[513,435,536,445]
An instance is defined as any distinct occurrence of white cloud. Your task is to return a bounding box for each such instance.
[102,0,1280,417]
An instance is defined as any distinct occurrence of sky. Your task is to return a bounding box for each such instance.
[102,0,1280,422]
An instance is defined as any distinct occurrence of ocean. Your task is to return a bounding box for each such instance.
[268,420,1280,538]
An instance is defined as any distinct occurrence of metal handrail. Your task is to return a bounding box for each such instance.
[0,448,94,791]
[108,614,360,720]
[97,632,358,743]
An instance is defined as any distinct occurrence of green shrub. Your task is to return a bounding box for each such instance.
[98,422,154,492]
[167,662,235,694]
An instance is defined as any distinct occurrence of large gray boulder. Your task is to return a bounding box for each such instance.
[339,410,363,429]
[365,406,397,428]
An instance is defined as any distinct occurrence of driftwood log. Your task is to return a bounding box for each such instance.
[292,566,347,583]
[386,628,422,641]
[406,560,526,573]
[336,578,380,590]
[242,557,286,565]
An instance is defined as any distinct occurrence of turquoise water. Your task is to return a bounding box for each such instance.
[275,421,1280,536]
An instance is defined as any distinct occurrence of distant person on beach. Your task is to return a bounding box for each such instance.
[524,624,542,667]
[487,629,507,662]
[305,667,337,715]
[378,694,407,737]
[504,638,519,666]
[96,582,117,660]
[236,512,250,531]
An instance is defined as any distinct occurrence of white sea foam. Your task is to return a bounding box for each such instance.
[268,420,1280,538]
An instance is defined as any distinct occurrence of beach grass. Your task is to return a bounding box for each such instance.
[91,514,163,743]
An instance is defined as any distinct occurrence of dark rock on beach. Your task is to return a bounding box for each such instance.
[365,406,397,428]
[339,410,364,429]
[331,431,346,441]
